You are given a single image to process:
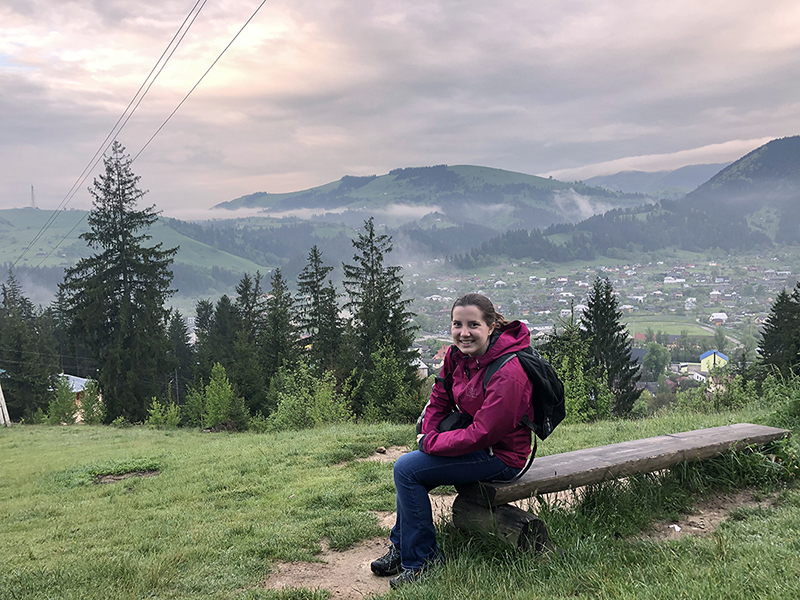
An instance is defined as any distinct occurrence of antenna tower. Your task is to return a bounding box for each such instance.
[31,185,37,209]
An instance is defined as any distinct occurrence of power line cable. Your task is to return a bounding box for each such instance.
[21,0,269,276]
[12,0,208,270]
[132,0,269,163]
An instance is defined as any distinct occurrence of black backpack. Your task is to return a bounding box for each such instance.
[485,346,565,442]
[419,346,565,479]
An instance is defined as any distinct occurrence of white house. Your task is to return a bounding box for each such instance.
[710,312,728,325]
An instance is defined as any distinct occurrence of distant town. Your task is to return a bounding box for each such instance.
[403,248,800,373]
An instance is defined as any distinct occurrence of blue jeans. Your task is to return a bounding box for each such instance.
[389,449,519,570]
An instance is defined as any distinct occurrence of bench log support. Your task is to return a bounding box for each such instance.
[451,424,789,550]
[452,495,553,552]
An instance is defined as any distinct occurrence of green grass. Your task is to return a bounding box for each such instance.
[624,317,714,337]
[1,407,798,599]
[0,208,266,273]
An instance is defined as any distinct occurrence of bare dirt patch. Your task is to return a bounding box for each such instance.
[355,445,409,464]
[93,470,160,484]
[639,489,777,541]
[265,538,392,599]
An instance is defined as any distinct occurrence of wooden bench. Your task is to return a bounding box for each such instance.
[451,423,790,550]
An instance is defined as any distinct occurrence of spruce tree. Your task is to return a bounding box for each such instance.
[540,306,610,422]
[193,295,237,387]
[581,277,642,416]
[231,272,268,414]
[342,218,418,416]
[295,246,342,372]
[0,271,60,421]
[759,283,800,377]
[60,141,177,422]
[263,269,300,381]
[166,311,194,404]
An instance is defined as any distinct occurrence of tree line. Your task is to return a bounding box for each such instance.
[0,143,421,428]
[450,198,775,268]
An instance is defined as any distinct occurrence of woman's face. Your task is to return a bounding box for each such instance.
[451,305,495,357]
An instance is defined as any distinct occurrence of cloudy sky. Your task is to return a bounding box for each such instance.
[2,0,799,218]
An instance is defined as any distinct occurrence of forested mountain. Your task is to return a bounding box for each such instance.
[684,136,800,244]
[214,164,646,230]
[452,137,800,266]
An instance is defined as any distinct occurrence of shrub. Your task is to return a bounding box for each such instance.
[675,371,758,414]
[145,398,181,429]
[765,374,800,431]
[203,363,248,431]
[248,411,270,433]
[360,343,423,424]
[182,384,204,428]
[268,360,352,431]
[110,415,132,428]
[47,376,77,425]
[79,380,105,425]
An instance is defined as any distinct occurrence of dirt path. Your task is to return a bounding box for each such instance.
[263,447,774,599]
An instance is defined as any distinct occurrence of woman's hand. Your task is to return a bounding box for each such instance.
[416,434,424,443]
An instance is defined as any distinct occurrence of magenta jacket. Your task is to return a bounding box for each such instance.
[419,320,534,468]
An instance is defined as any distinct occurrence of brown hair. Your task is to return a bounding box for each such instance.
[450,293,511,329]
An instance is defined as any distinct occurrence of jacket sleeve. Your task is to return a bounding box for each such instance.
[420,352,457,435]
[420,359,532,456]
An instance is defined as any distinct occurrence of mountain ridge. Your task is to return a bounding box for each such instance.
[214,164,647,230]
[584,163,730,197]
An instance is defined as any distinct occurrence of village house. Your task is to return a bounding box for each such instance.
[700,350,728,372]
[709,312,728,326]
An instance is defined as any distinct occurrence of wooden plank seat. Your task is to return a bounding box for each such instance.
[451,423,790,550]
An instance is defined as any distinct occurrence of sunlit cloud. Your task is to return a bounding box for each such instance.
[542,138,775,181]
[1,0,800,215]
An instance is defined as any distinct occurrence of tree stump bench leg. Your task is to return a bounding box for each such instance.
[451,495,554,552]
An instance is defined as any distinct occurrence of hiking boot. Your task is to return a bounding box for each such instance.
[388,549,444,589]
[370,544,401,576]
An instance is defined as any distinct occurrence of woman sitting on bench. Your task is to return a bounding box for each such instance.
[371,293,534,589]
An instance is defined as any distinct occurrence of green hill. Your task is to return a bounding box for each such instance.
[0,208,265,273]
[683,136,800,243]
[0,208,269,305]
[214,164,646,230]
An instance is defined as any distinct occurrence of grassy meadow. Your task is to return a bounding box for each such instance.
[2,406,799,600]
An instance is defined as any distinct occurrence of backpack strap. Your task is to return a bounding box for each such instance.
[482,351,537,483]
[482,352,518,391]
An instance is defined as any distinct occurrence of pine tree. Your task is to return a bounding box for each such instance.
[263,269,300,381]
[49,288,94,379]
[759,283,800,377]
[192,298,215,386]
[295,246,342,372]
[580,277,642,416]
[59,141,177,422]
[0,271,60,421]
[231,272,268,414]
[342,218,419,416]
[166,311,194,404]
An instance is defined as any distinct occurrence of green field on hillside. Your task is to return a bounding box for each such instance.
[0,208,266,274]
[625,317,716,337]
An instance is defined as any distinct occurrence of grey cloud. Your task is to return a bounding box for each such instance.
[3,0,800,213]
